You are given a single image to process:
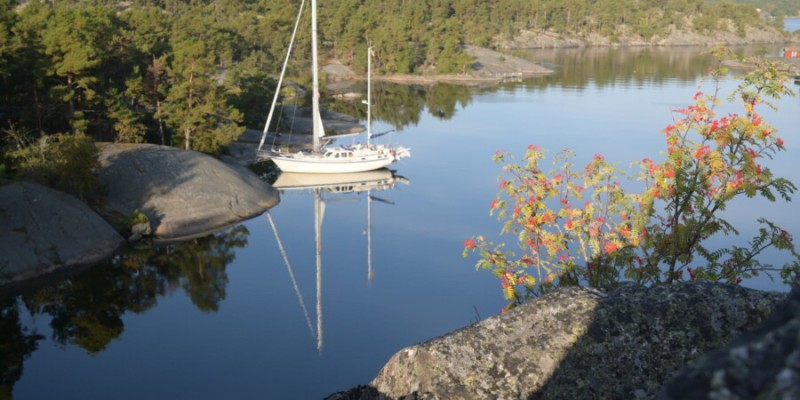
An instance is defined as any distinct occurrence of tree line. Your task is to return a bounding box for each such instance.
[0,0,783,194]
[726,0,800,18]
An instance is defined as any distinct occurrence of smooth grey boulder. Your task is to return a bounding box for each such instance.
[97,143,279,240]
[0,182,123,287]
[329,282,785,400]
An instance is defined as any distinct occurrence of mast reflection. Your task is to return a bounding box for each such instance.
[268,169,409,352]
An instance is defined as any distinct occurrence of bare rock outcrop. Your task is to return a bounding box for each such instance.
[0,182,123,288]
[465,45,552,77]
[379,46,553,85]
[501,23,790,49]
[96,143,279,240]
[328,282,785,399]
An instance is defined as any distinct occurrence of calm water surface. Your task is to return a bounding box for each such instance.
[5,46,800,399]
[785,17,800,32]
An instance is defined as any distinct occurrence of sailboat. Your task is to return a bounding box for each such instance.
[255,0,410,174]
[268,169,408,351]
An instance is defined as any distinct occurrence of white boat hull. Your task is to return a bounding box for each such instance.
[272,155,395,173]
[264,145,410,174]
[273,169,395,191]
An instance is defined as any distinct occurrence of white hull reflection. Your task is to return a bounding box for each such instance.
[272,168,400,193]
[267,169,409,352]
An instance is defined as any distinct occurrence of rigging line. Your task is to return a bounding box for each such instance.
[369,129,396,140]
[266,211,316,340]
[258,0,307,152]
[270,101,282,148]
[289,98,300,137]
[274,96,286,145]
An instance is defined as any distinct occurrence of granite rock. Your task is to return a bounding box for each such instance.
[96,143,279,240]
[0,182,123,287]
[658,282,800,399]
[329,282,785,399]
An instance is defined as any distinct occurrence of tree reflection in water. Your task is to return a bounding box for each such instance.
[0,225,249,395]
[0,297,43,400]
[324,46,780,133]
[325,81,475,130]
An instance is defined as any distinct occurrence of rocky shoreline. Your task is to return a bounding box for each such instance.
[499,23,794,49]
[0,143,279,291]
[323,25,798,85]
[323,45,554,85]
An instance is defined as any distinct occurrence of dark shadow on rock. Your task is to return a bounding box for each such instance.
[325,385,385,400]
[657,282,800,399]
[527,283,782,399]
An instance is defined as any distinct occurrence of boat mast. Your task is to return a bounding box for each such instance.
[367,45,372,147]
[311,0,323,153]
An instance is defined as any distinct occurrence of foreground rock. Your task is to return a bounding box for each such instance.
[329,282,784,399]
[659,282,800,399]
[97,143,279,240]
[0,182,123,288]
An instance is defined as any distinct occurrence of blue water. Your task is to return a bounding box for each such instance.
[7,46,800,399]
[786,17,800,32]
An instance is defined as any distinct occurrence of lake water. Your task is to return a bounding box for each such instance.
[4,46,799,399]
[786,17,800,32]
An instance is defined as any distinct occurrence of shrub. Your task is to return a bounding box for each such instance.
[128,209,149,228]
[9,132,101,200]
[464,47,800,310]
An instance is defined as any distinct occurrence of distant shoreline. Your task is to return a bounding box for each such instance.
[336,41,800,85]
[324,17,799,85]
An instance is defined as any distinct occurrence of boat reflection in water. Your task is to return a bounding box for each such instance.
[267,169,409,352]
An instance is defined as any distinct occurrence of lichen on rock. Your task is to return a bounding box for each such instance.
[329,282,785,400]
[658,282,800,399]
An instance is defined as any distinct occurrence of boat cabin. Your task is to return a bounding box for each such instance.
[782,48,800,58]
[324,149,354,159]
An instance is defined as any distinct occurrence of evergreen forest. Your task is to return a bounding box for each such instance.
[0,0,792,191]
[727,0,800,18]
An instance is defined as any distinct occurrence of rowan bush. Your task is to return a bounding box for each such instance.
[464,47,800,310]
